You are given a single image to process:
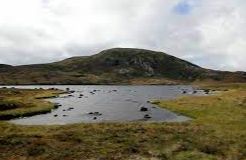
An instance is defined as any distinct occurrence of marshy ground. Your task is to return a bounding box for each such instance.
[0,88,64,120]
[0,83,245,160]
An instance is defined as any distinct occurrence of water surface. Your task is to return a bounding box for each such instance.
[3,85,205,125]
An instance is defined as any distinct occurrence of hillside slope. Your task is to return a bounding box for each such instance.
[0,48,245,85]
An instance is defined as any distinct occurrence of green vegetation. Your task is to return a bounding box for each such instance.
[0,48,245,85]
[154,83,246,159]
[0,88,64,120]
[0,84,245,159]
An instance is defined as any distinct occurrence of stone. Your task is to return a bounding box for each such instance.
[67,107,74,111]
[88,112,102,116]
[144,114,151,119]
[140,107,148,112]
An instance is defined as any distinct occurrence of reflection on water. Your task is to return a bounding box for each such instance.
[4,85,205,125]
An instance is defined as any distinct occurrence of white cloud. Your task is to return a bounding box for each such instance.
[0,0,245,71]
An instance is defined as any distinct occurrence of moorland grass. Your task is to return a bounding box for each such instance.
[0,88,64,120]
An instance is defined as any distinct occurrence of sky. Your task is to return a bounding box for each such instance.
[0,0,245,71]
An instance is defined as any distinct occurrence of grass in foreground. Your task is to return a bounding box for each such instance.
[0,84,245,160]
[0,88,64,120]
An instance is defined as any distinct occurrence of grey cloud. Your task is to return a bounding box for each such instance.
[0,0,245,71]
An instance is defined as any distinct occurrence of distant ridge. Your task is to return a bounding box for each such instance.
[0,64,12,68]
[0,48,245,85]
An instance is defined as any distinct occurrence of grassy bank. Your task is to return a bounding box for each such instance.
[0,84,245,160]
[155,83,246,159]
[0,88,64,120]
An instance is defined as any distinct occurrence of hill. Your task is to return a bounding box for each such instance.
[0,48,245,85]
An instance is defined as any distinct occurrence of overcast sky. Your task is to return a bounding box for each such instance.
[0,0,245,71]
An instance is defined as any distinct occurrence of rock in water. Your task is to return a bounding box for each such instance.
[144,114,151,119]
[140,107,148,112]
